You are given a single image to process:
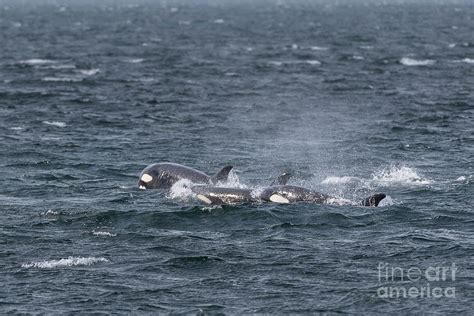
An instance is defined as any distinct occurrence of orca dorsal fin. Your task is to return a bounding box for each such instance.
[211,165,233,184]
[271,172,291,186]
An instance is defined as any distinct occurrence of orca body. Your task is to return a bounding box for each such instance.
[191,186,255,205]
[192,172,386,207]
[261,185,386,207]
[138,162,233,189]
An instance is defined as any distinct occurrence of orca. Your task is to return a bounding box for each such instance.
[259,185,386,206]
[190,172,291,205]
[192,172,386,207]
[138,162,233,189]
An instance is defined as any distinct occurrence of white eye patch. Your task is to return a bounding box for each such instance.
[269,194,290,204]
[196,194,212,205]
[141,174,153,183]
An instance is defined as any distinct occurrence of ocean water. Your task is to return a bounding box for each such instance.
[1,0,473,313]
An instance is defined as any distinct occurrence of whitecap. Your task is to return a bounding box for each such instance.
[79,68,99,76]
[213,19,225,24]
[10,126,23,131]
[92,231,117,237]
[41,209,60,215]
[448,43,456,48]
[125,58,144,63]
[268,61,284,66]
[306,60,322,65]
[49,64,76,69]
[462,58,474,64]
[42,121,67,128]
[400,57,435,66]
[310,46,329,51]
[21,59,56,65]
[42,77,82,82]
[372,166,432,185]
[22,257,109,269]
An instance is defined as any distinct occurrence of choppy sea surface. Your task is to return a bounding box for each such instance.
[1,0,473,313]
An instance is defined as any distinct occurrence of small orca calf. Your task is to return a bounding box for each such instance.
[193,172,386,207]
[138,162,233,189]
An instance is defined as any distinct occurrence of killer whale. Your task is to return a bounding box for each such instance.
[259,185,386,206]
[191,172,291,205]
[138,162,233,189]
[192,172,386,207]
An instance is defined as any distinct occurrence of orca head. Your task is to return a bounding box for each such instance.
[138,172,154,189]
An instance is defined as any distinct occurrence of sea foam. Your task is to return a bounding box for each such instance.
[400,57,435,66]
[22,257,109,269]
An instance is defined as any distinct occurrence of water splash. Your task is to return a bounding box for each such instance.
[372,166,432,185]
[168,179,194,200]
[22,257,109,269]
[400,57,435,66]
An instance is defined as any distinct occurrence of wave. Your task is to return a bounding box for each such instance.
[310,46,329,51]
[462,58,474,64]
[78,68,100,76]
[92,230,117,237]
[22,257,109,269]
[124,58,144,63]
[400,57,435,66]
[268,60,321,66]
[42,121,67,128]
[20,59,56,65]
[42,77,83,82]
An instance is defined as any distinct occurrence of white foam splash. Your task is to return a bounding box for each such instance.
[462,58,474,64]
[125,58,144,63]
[219,169,245,188]
[372,166,432,185]
[21,59,56,65]
[268,60,321,67]
[321,176,358,185]
[49,64,76,69]
[42,77,82,82]
[79,68,99,76]
[325,197,354,206]
[378,195,394,207]
[169,179,194,199]
[41,209,60,215]
[42,121,67,128]
[92,231,117,237]
[310,46,329,51]
[400,57,435,66]
[10,126,23,131]
[22,257,109,269]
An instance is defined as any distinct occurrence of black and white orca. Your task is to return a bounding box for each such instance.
[138,162,233,189]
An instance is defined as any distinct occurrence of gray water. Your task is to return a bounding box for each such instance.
[1,0,473,313]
